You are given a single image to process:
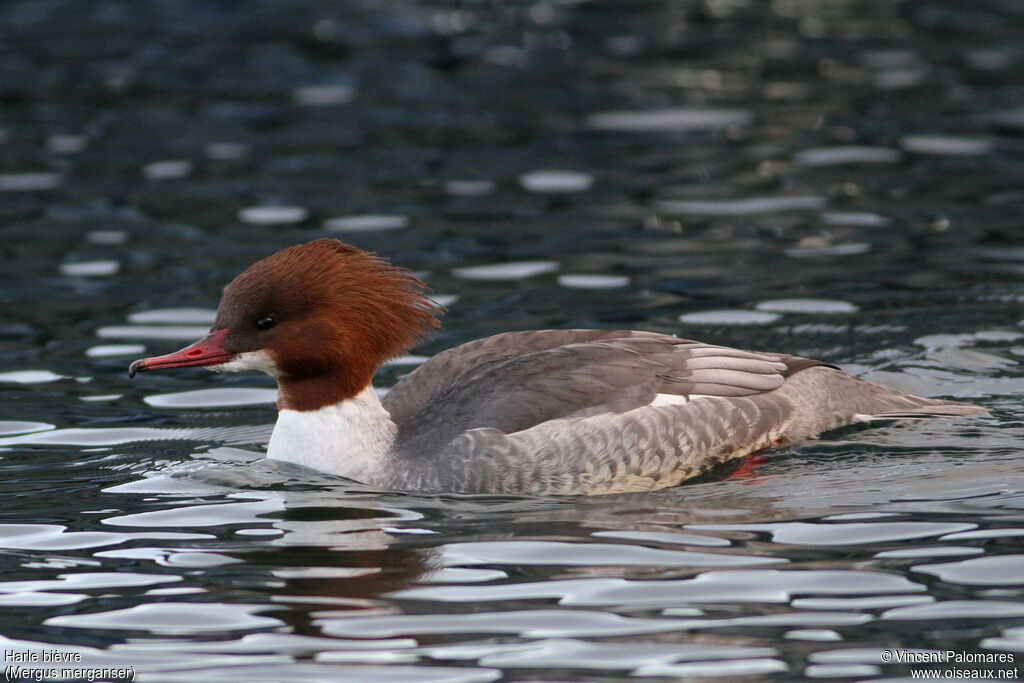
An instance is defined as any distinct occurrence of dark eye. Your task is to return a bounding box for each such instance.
[255,315,275,331]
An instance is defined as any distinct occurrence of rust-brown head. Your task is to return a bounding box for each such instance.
[129,239,443,410]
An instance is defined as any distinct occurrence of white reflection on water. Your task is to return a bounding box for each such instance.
[0,424,273,448]
[0,421,53,436]
[419,637,783,677]
[293,83,355,106]
[684,521,976,545]
[97,547,243,567]
[86,344,146,358]
[237,205,309,225]
[901,135,994,156]
[792,595,934,610]
[821,211,891,226]
[320,608,709,638]
[755,298,859,314]
[144,387,278,408]
[657,195,826,215]
[0,172,61,191]
[556,273,630,289]
[45,602,284,633]
[913,555,1024,586]
[103,498,282,528]
[59,260,120,277]
[586,107,753,131]
[0,592,85,607]
[518,170,593,193]
[142,159,193,180]
[793,146,902,166]
[0,572,178,590]
[0,523,211,551]
[679,309,781,325]
[128,308,217,324]
[451,260,559,280]
[444,180,495,196]
[785,241,871,257]
[0,370,66,383]
[96,324,212,339]
[48,134,87,154]
[882,600,1024,620]
[324,214,409,231]
[439,539,783,568]
[391,568,924,607]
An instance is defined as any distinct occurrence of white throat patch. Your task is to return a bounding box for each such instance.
[211,349,281,378]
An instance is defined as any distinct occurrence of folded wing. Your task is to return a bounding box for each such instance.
[385,330,827,458]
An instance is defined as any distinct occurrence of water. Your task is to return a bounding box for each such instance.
[2,0,1023,680]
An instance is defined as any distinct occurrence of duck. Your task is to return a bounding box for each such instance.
[129,238,984,495]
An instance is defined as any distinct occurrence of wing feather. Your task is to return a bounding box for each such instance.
[386,330,828,457]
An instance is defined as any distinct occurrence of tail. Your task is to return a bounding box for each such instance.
[776,366,987,439]
[855,401,987,422]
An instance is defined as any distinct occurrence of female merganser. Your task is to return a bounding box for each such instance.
[129,238,984,495]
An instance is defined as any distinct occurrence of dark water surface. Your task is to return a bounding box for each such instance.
[2,1,1024,680]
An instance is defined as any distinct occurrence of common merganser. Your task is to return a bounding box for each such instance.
[129,238,984,495]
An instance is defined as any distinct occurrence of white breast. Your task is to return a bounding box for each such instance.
[266,385,397,485]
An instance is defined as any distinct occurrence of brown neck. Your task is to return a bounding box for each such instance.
[276,370,370,412]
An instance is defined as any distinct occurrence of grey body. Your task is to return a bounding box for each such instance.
[379,330,982,495]
[128,241,984,495]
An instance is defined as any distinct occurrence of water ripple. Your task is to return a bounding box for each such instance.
[0,523,211,551]
[321,609,699,639]
[325,214,409,232]
[685,521,976,546]
[237,205,309,225]
[440,539,782,567]
[882,600,1024,620]
[657,195,826,215]
[913,555,1024,586]
[144,388,278,408]
[586,108,753,131]
[393,569,924,607]
[451,261,559,280]
[128,308,216,324]
[0,425,273,448]
[102,498,282,528]
[466,638,779,674]
[45,603,283,634]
